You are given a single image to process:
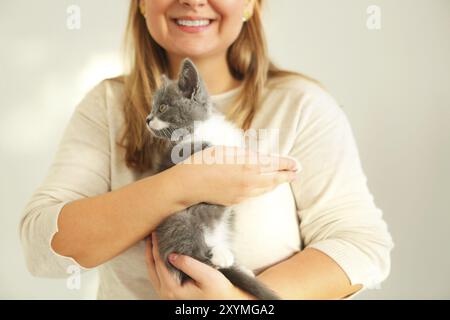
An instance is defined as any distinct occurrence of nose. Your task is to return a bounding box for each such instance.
[179,0,206,9]
[146,114,154,125]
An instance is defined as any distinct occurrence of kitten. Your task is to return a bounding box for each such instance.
[146,58,280,300]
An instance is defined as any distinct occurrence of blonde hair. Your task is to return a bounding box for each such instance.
[117,0,319,173]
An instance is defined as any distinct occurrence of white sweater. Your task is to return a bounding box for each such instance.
[19,76,394,299]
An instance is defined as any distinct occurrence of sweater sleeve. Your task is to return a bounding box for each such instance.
[288,87,394,295]
[19,81,111,278]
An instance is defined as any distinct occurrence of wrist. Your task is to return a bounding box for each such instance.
[167,164,201,208]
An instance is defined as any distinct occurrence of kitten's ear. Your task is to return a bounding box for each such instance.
[178,58,200,99]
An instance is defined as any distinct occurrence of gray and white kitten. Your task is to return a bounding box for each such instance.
[145,58,280,300]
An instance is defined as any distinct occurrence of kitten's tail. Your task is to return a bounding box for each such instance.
[219,266,280,300]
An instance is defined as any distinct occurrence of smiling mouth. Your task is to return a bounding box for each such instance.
[173,18,213,26]
[170,17,217,32]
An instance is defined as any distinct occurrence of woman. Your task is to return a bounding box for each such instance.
[20,0,393,299]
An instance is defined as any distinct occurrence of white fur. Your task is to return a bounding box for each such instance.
[210,246,234,268]
[149,117,170,130]
[203,216,230,248]
[182,112,244,147]
[203,213,235,268]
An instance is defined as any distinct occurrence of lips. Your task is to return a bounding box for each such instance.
[172,16,216,21]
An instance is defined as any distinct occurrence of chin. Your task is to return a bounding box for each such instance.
[172,43,218,58]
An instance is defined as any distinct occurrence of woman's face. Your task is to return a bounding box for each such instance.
[141,0,253,58]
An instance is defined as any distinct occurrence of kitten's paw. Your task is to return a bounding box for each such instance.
[211,246,234,268]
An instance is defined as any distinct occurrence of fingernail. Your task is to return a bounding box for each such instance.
[169,254,178,262]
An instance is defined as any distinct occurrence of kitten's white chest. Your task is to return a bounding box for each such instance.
[182,113,244,147]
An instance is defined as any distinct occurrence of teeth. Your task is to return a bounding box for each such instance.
[176,19,211,27]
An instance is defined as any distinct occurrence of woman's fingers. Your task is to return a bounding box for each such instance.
[257,154,300,173]
[152,233,180,291]
[151,233,162,267]
[145,236,160,289]
[178,145,302,207]
[198,146,300,173]
[151,233,167,285]
[233,150,299,174]
[242,171,298,199]
[256,170,298,189]
[168,254,218,289]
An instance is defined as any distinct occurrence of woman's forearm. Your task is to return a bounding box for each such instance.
[256,248,363,299]
[51,165,195,268]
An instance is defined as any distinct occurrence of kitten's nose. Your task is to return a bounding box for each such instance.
[146,115,154,125]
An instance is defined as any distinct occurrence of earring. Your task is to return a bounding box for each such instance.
[140,3,146,16]
[242,11,250,22]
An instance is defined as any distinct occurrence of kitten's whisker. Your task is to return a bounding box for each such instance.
[168,128,176,143]
[165,127,176,145]
[162,128,169,139]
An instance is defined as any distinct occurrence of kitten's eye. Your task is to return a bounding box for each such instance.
[159,104,168,113]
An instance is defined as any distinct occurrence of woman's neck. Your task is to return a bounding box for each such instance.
[167,53,242,95]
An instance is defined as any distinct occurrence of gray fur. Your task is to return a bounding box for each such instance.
[146,58,280,300]
[146,59,210,140]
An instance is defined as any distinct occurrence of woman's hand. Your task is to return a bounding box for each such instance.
[173,145,300,206]
[145,233,256,300]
